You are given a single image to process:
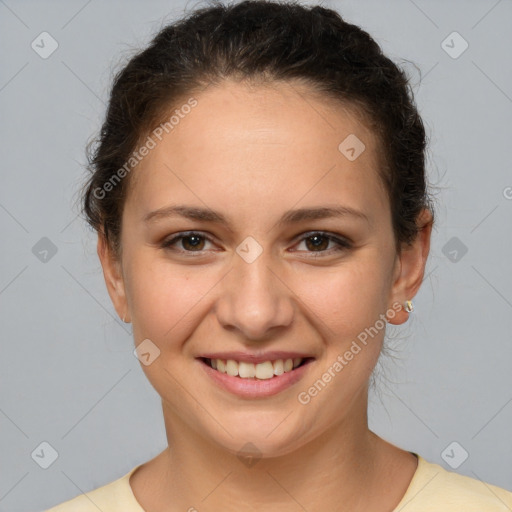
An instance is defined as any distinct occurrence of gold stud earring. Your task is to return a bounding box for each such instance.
[404,300,414,313]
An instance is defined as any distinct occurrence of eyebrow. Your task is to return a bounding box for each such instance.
[143,204,370,228]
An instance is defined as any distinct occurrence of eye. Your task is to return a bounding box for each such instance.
[292,231,352,255]
[161,232,215,253]
[160,230,352,257]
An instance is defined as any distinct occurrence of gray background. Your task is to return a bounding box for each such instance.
[1,0,511,510]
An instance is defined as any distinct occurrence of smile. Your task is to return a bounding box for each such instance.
[204,357,307,379]
[197,356,315,398]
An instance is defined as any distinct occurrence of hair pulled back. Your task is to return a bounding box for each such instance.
[82,0,434,258]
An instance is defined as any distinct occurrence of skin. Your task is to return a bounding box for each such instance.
[98,78,433,511]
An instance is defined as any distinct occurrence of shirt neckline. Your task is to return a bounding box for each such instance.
[122,452,426,511]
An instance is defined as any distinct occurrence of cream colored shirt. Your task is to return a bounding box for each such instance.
[45,454,512,511]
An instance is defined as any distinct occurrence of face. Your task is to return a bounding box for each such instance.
[99,79,430,458]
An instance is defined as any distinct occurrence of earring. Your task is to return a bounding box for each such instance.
[404,300,414,313]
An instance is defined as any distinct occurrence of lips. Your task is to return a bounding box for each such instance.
[197,355,315,398]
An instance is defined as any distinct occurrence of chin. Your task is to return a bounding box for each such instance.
[203,413,312,461]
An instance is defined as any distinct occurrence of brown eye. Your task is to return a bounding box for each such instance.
[181,234,206,251]
[161,232,213,253]
[294,231,352,255]
[304,234,330,251]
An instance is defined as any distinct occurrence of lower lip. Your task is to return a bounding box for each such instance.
[197,358,314,399]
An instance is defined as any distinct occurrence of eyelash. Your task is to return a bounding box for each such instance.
[160,231,352,257]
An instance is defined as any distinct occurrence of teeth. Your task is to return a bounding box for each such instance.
[255,361,274,380]
[225,359,238,377]
[209,358,303,379]
[273,359,284,375]
[238,361,256,378]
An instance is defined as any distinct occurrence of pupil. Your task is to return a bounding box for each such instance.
[307,235,328,251]
[184,235,203,250]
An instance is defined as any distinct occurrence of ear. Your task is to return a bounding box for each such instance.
[387,208,433,325]
[97,231,130,323]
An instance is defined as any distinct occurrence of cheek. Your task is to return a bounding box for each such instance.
[125,253,209,344]
[292,257,390,343]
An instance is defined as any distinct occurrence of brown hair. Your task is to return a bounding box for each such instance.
[81,0,435,258]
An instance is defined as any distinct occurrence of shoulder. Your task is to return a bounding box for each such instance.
[44,465,144,512]
[396,454,512,511]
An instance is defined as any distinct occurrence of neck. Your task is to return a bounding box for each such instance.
[149,393,389,511]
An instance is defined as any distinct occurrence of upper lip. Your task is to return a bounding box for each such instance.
[197,351,315,364]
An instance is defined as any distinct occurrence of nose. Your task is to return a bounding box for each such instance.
[215,249,294,341]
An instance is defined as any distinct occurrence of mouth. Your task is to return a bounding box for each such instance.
[197,355,315,398]
[199,356,314,379]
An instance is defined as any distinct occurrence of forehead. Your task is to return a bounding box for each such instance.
[125,79,388,221]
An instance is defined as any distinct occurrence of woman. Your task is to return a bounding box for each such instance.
[46,0,512,510]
